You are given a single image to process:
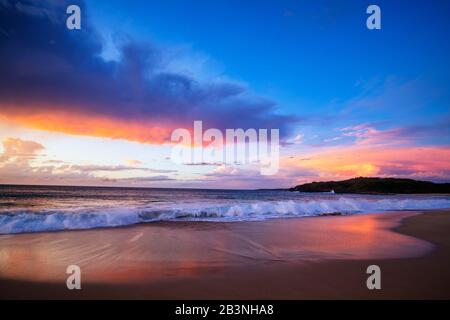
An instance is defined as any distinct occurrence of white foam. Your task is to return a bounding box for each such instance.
[1,196,450,234]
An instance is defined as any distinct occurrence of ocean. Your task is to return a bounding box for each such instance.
[1,185,450,234]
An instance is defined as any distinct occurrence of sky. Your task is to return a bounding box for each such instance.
[0,0,449,189]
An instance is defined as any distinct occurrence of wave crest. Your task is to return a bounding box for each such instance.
[1,197,450,234]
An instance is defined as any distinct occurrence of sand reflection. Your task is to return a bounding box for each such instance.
[0,212,432,284]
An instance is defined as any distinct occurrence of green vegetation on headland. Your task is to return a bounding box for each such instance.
[289,177,450,194]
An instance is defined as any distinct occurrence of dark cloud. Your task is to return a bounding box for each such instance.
[0,0,299,142]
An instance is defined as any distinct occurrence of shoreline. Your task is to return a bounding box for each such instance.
[0,208,445,236]
[1,210,449,299]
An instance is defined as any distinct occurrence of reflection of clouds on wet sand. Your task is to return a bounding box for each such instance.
[0,212,433,284]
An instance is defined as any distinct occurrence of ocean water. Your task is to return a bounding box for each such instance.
[1,185,450,234]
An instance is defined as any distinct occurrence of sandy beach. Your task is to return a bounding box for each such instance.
[0,210,449,299]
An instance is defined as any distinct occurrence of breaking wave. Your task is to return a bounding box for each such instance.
[1,196,450,234]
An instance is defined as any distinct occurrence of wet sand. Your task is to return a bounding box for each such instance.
[0,210,449,299]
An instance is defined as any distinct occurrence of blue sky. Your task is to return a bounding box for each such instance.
[88,0,450,115]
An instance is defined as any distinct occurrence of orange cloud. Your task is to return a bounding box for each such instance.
[0,137,44,164]
[126,159,142,166]
[1,112,175,144]
[283,145,450,181]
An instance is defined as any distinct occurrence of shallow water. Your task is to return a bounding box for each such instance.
[0,212,433,283]
[1,185,450,234]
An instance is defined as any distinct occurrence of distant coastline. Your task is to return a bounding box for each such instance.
[289,177,450,194]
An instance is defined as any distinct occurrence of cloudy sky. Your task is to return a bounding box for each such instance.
[0,0,449,188]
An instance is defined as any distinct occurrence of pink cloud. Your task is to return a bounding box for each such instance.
[283,145,450,183]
